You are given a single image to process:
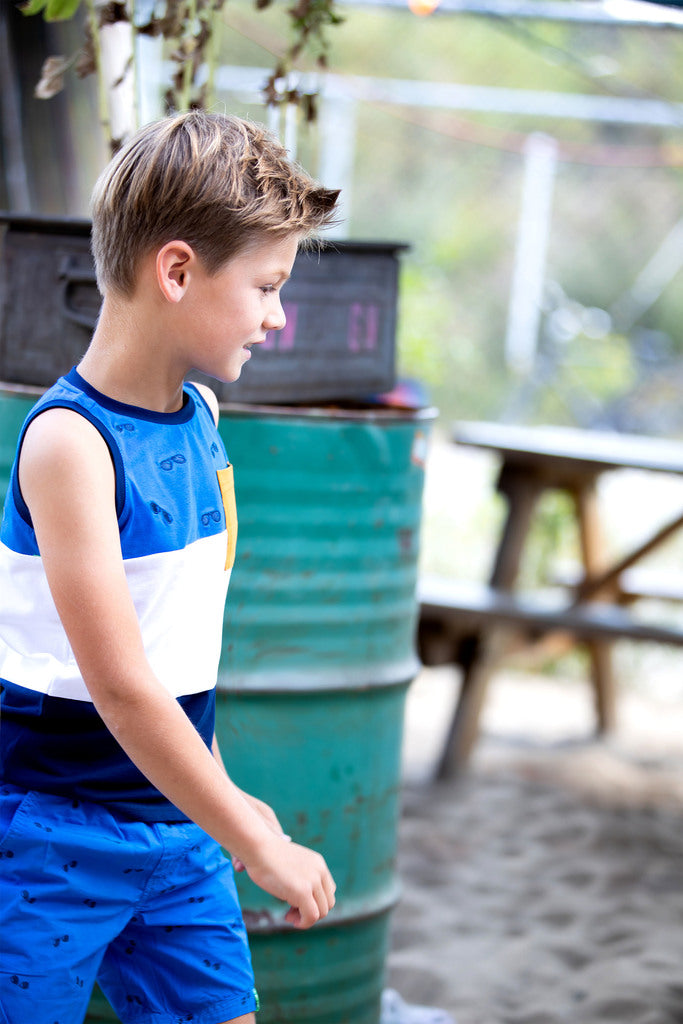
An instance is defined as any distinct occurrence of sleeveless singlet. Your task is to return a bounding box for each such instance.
[0,367,237,821]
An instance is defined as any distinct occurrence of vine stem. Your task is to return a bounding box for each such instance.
[84,0,111,146]
[130,0,140,131]
[88,0,136,152]
[203,1,223,110]
[179,0,197,112]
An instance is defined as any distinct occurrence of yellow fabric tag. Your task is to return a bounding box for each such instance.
[216,465,238,571]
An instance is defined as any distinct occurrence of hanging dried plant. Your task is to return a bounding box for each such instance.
[20,0,344,151]
[260,0,343,114]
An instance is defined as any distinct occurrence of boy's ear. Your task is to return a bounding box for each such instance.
[156,241,195,302]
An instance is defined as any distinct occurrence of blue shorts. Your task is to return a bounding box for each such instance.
[0,785,258,1024]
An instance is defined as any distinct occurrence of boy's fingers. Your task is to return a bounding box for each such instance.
[324,872,336,908]
[284,906,302,927]
[316,876,336,916]
[247,839,335,929]
[286,902,314,929]
[309,889,326,922]
[288,881,331,929]
[296,874,336,928]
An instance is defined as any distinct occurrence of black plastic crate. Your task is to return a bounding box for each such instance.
[0,213,404,403]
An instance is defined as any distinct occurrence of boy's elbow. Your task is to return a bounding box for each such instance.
[85,665,167,736]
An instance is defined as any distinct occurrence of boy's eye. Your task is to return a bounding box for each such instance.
[260,285,276,294]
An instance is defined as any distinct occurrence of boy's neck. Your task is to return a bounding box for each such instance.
[79,296,188,414]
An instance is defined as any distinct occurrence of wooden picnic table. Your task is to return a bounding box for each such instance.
[418,421,683,779]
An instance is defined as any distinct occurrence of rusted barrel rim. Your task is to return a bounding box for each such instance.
[218,403,438,424]
[242,878,403,935]
[0,382,438,427]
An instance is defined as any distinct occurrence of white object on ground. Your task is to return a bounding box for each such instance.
[380,988,455,1024]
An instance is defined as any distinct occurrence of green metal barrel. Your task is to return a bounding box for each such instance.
[214,405,431,1023]
[0,389,432,1024]
[0,385,36,503]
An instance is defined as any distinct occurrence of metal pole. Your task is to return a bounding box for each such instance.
[317,93,357,235]
[611,216,683,329]
[334,0,683,29]
[504,132,558,374]
[213,65,683,128]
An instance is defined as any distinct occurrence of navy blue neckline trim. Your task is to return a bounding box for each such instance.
[66,367,196,424]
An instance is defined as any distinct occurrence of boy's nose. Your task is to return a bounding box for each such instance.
[264,296,286,332]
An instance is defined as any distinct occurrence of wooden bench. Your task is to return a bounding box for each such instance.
[419,577,683,654]
[420,421,683,779]
[418,577,683,780]
[552,565,683,606]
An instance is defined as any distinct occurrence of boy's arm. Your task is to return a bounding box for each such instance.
[212,735,289,872]
[19,408,335,928]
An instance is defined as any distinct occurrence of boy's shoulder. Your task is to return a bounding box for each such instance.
[190,382,219,426]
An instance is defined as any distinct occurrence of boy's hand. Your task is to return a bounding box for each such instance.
[226,782,335,928]
[243,834,336,929]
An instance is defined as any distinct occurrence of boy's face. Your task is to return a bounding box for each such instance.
[185,234,299,383]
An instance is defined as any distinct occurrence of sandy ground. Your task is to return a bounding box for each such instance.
[386,665,683,1024]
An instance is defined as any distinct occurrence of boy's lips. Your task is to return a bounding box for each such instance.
[242,338,264,359]
[244,338,266,351]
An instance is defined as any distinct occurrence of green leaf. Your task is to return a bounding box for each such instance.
[45,0,82,20]
[19,0,49,16]
[21,0,82,17]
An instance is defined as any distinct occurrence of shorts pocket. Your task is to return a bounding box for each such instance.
[0,787,38,853]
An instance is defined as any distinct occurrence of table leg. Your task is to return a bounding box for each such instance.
[490,466,547,590]
[437,628,513,778]
[572,480,618,733]
[437,466,545,778]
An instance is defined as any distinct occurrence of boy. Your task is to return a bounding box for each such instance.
[0,111,340,1024]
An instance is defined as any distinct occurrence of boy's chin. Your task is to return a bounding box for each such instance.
[195,366,243,385]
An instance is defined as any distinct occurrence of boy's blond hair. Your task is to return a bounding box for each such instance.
[91,110,340,296]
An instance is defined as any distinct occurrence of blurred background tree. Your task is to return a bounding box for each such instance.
[3,0,683,436]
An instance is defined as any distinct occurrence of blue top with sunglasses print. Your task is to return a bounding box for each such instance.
[0,368,232,820]
[6,367,229,559]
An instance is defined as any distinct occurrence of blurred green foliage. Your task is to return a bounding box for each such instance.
[14,0,683,431]
[215,2,683,432]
